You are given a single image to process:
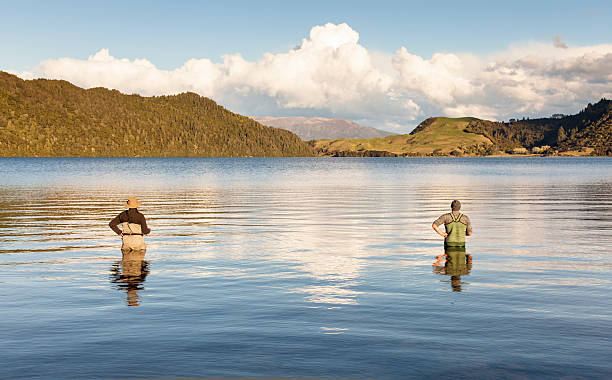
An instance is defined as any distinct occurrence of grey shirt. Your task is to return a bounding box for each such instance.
[433,212,472,235]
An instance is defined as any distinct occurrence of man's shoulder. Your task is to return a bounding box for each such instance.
[434,213,452,224]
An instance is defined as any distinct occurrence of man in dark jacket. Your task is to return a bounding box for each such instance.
[109,197,151,251]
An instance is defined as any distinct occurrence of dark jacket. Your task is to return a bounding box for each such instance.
[109,208,151,236]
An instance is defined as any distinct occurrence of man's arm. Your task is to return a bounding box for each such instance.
[432,214,449,238]
[139,214,151,235]
[109,213,123,235]
[465,215,473,236]
[432,223,448,238]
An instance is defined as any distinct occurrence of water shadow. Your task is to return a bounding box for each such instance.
[109,249,150,306]
[433,246,472,292]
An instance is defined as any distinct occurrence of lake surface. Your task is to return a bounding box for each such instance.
[1,157,611,379]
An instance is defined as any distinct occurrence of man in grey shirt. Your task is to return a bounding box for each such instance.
[432,200,472,246]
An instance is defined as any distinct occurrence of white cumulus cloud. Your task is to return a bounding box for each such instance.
[393,48,482,104]
[12,23,612,131]
[480,42,612,115]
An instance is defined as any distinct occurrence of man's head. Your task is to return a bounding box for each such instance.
[451,200,461,211]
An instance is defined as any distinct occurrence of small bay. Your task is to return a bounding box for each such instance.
[1,157,611,379]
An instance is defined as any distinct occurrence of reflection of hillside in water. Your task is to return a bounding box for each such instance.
[4,166,610,305]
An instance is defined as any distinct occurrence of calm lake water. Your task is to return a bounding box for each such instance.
[1,157,611,379]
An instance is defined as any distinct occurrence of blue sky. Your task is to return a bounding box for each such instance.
[3,0,612,130]
[3,0,610,70]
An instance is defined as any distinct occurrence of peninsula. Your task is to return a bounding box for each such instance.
[311,100,612,157]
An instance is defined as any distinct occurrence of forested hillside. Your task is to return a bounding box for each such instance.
[0,72,314,157]
[465,99,612,155]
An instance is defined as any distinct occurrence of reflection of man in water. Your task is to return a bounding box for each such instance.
[433,246,472,292]
[432,200,472,247]
[109,250,150,306]
[109,197,151,251]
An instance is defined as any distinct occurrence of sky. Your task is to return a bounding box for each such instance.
[2,0,612,132]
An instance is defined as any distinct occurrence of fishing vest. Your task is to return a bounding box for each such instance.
[121,222,146,251]
[444,212,467,247]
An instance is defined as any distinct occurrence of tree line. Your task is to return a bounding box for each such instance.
[464,99,612,155]
[0,72,315,157]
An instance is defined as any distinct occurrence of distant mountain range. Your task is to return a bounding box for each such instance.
[0,72,314,157]
[312,100,612,156]
[251,116,394,140]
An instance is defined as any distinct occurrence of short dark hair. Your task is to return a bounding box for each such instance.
[451,200,461,211]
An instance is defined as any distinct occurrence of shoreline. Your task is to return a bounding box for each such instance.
[0,154,608,158]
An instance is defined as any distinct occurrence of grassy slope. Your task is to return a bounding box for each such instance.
[312,117,492,155]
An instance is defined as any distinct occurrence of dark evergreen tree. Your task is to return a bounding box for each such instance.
[557,126,567,144]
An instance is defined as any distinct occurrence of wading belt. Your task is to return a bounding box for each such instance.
[122,221,143,236]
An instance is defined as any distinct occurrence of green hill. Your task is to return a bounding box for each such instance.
[312,100,612,157]
[0,71,315,157]
[465,100,612,156]
[311,117,494,156]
